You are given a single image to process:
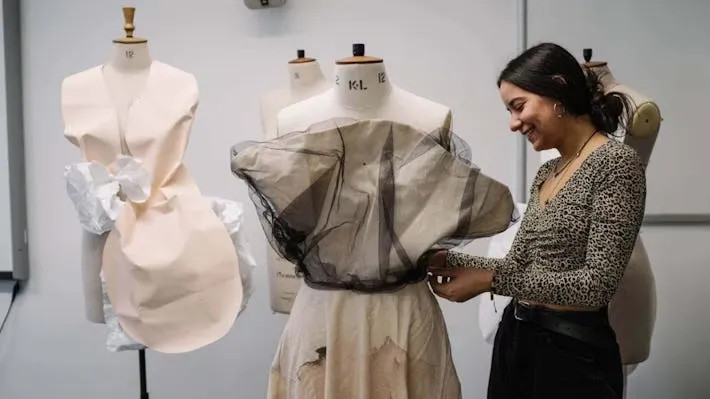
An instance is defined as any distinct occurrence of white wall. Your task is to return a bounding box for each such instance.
[626,227,710,399]
[526,2,710,398]
[0,1,519,398]
[526,0,710,215]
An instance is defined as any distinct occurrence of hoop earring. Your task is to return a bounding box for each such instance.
[554,103,566,118]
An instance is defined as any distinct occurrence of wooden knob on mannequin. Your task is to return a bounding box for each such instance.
[353,43,365,57]
[581,47,606,68]
[289,49,316,64]
[336,43,383,65]
[123,7,136,38]
[113,7,147,44]
[583,48,593,63]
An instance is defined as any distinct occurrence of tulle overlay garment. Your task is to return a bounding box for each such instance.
[231,119,517,398]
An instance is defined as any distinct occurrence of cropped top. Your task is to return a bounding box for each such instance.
[447,140,646,308]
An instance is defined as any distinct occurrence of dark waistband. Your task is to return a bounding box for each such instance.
[511,300,615,348]
[303,269,427,293]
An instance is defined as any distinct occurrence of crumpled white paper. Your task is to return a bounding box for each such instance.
[478,202,526,344]
[208,196,257,314]
[63,155,151,235]
[102,272,145,352]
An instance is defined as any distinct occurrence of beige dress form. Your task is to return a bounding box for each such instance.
[259,58,329,314]
[62,60,243,354]
[605,81,660,367]
[272,72,459,398]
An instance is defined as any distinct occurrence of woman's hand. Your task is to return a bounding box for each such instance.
[427,267,494,303]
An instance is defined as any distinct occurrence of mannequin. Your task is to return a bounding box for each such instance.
[61,8,246,353]
[584,49,661,375]
[258,50,329,314]
[74,10,153,324]
[260,49,330,139]
[480,50,661,387]
[277,44,452,134]
[266,44,463,398]
[583,50,661,166]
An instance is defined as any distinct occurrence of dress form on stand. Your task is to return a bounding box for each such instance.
[77,10,153,327]
[66,2,248,356]
[267,43,463,398]
[583,49,662,394]
[65,1,247,361]
[258,50,329,314]
[112,12,151,399]
[79,13,153,326]
[100,8,153,398]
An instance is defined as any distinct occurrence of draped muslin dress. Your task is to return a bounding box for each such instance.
[231,119,517,398]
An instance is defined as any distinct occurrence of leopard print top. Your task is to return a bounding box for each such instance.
[447,139,646,307]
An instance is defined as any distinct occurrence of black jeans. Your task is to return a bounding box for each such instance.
[488,302,623,399]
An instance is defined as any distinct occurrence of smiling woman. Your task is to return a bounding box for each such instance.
[499,43,633,155]
[426,42,646,399]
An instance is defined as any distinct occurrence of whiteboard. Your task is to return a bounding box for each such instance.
[526,0,710,215]
[0,0,27,278]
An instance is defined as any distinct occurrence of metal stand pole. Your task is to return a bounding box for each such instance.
[139,349,149,399]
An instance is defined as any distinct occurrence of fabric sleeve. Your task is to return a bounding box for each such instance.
[446,203,532,271]
[445,162,552,271]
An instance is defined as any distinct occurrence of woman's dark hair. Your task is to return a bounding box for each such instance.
[497,42,632,135]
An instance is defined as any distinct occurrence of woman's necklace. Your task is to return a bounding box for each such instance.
[552,130,600,177]
[542,130,600,205]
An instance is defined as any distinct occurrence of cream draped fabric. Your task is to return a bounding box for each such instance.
[61,61,243,353]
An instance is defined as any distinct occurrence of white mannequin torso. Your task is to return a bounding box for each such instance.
[101,42,153,154]
[260,59,330,139]
[589,63,661,367]
[277,61,452,135]
[259,56,330,314]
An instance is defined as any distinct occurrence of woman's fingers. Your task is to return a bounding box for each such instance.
[427,267,460,276]
[428,267,462,285]
[428,274,453,300]
[428,268,487,303]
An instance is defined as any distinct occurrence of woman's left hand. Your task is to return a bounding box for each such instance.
[427,267,494,303]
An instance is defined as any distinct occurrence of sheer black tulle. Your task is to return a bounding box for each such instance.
[231,119,517,293]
